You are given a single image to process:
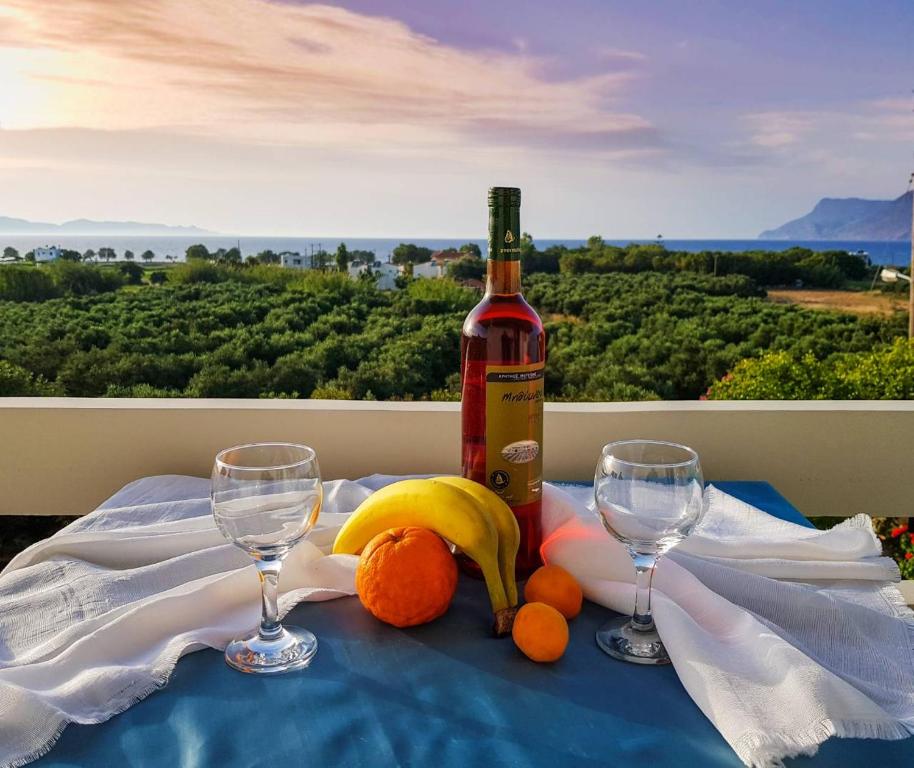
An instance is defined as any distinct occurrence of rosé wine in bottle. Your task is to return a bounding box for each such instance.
[461,187,546,579]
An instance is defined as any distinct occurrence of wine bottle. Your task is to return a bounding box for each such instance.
[461,187,546,579]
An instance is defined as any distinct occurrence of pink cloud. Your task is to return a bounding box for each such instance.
[1,0,657,154]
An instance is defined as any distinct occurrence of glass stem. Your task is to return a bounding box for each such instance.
[255,558,283,640]
[631,553,657,632]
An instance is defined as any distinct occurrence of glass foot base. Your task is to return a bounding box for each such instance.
[224,625,317,675]
[596,616,670,665]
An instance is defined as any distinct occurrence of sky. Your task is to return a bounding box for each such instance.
[0,0,911,238]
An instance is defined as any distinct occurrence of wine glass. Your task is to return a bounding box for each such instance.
[593,440,703,665]
[211,442,322,674]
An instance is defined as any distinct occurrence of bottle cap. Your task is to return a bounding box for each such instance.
[488,187,521,207]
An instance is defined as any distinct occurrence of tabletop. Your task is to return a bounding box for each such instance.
[33,482,912,768]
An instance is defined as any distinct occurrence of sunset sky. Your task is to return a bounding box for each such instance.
[0,0,911,237]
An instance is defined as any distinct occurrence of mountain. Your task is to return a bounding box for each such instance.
[0,216,214,236]
[759,191,912,241]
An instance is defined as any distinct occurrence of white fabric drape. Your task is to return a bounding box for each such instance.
[0,475,911,768]
[542,483,914,766]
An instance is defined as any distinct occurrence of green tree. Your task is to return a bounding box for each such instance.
[707,339,914,400]
[350,249,376,264]
[118,261,145,285]
[82,249,96,263]
[458,242,482,258]
[58,249,82,262]
[141,249,155,263]
[520,232,535,257]
[447,256,485,281]
[0,360,61,395]
[49,261,125,295]
[391,243,433,265]
[0,266,57,301]
[186,243,211,261]
[98,247,116,263]
[336,242,350,272]
[220,247,242,265]
[149,271,167,285]
[124,249,135,261]
[2,246,19,261]
[256,249,280,265]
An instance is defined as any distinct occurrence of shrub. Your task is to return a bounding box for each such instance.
[0,360,62,395]
[118,261,145,285]
[0,266,57,301]
[48,261,124,296]
[168,261,231,284]
[708,339,914,400]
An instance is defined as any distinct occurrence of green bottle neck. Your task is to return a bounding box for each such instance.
[488,204,522,264]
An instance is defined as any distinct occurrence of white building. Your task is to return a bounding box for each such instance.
[373,262,401,290]
[349,261,402,290]
[412,249,464,280]
[34,246,61,263]
[280,252,312,269]
[412,261,441,279]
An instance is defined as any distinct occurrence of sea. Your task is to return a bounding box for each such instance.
[2,235,911,266]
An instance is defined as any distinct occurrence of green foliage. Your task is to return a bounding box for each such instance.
[0,264,906,404]
[876,519,914,580]
[522,244,562,274]
[185,243,210,261]
[524,272,902,400]
[335,242,349,272]
[141,250,155,263]
[554,241,866,287]
[707,338,914,400]
[218,247,242,265]
[48,261,125,295]
[392,243,433,265]
[459,242,482,258]
[118,261,145,285]
[349,249,376,264]
[0,360,61,395]
[168,261,231,284]
[149,271,167,285]
[447,256,485,281]
[0,266,57,301]
[256,249,280,265]
[2,246,19,261]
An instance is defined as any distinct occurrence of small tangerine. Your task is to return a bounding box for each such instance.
[512,601,569,662]
[524,564,583,619]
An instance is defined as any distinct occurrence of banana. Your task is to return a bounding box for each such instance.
[431,476,520,609]
[332,479,515,635]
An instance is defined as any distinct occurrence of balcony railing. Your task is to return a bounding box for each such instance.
[2,398,912,601]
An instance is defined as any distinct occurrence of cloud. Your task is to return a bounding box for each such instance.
[0,0,657,155]
[736,101,914,175]
[743,112,817,148]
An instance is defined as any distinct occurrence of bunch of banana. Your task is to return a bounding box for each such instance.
[332,477,521,636]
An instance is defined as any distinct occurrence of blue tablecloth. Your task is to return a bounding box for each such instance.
[34,482,912,767]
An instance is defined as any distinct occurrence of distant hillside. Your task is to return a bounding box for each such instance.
[0,216,213,236]
[759,191,912,241]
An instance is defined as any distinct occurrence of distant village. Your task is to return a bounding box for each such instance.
[0,244,480,291]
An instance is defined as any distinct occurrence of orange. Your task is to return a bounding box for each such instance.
[524,564,583,619]
[512,602,569,662]
[356,526,458,628]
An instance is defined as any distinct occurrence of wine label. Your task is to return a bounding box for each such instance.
[484,362,544,506]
